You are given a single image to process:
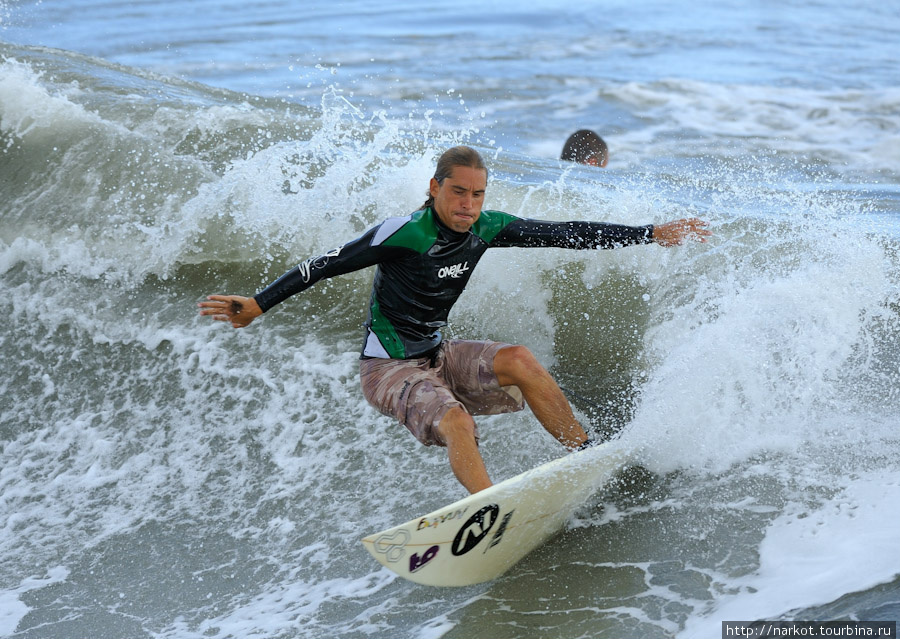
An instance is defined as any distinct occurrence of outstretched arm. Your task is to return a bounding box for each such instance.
[490,214,711,250]
[198,295,263,328]
[652,218,711,247]
[196,220,409,329]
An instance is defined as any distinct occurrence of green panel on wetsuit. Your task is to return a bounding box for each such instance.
[380,208,438,254]
[471,210,518,244]
[369,297,406,359]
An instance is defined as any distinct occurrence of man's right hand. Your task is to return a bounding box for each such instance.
[198,295,263,328]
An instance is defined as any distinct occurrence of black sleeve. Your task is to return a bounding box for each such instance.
[490,218,654,250]
[253,225,403,312]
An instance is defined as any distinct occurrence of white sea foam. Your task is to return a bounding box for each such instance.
[0,59,105,146]
[0,567,69,635]
[611,80,900,177]
[681,471,900,638]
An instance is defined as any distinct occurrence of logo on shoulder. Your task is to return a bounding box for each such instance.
[437,261,470,279]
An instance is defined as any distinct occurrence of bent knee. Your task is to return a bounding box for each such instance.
[434,407,477,446]
[494,345,547,384]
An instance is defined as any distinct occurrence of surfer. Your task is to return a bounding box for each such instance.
[199,146,710,494]
[561,129,608,167]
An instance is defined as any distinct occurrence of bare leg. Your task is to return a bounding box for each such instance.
[493,345,589,450]
[435,406,492,494]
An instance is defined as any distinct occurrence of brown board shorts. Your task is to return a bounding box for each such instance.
[359,339,525,447]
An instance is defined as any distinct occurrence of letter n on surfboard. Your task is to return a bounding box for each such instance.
[451,505,500,556]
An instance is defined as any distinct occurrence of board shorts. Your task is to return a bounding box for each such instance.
[359,339,526,447]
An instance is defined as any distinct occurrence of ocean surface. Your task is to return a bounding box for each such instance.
[2,1,899,637]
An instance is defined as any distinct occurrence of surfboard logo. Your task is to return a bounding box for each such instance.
[372,529,411,563]
[409,545,439,573]
[451,504,500,556]
[487,511,514,551]
[417,506,468,530]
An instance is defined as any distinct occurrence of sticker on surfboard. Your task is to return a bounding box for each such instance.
[361,442,627,587]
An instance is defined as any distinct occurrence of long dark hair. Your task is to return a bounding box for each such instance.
[420,146,489,210]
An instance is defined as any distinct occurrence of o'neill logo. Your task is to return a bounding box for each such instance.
[437,262,470,279]
[451,504,500,556]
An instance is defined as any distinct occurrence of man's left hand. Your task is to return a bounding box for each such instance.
[652,218,712,247]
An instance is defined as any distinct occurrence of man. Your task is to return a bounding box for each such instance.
[199,146,710,494]
[561,129,609,167]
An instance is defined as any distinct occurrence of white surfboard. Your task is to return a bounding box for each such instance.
[361,441,629,587]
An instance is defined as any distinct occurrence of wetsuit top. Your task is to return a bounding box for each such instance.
[253,207,654,359]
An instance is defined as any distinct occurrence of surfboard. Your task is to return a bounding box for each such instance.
[360,441,628,587]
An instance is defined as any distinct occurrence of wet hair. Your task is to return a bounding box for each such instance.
[561,129,608,165]
[420,146,488,210]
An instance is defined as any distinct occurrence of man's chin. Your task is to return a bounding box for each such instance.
[451,215,477,230]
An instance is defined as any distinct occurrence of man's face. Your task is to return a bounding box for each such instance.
[430,165,487,233]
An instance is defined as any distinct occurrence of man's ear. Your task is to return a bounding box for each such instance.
[429,177,440,197]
